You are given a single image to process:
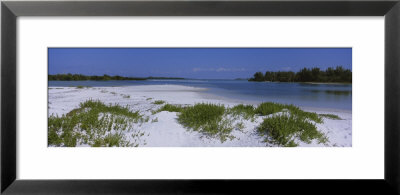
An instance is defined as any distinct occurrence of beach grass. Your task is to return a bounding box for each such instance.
[255,102,286,116]
[48,99,144,147]
[253,102,325,146]
[153,100,165,105]
[48,98,332,147]
[177,103,234,142]
[93,132,125,147]
[156,103,236,142]
[319,114,342,120]
[284,104,323,123]
[257,114,327,147]
[255,102,323,123]
[228,104,255,120]
[157,104,186,113]
[155,101,327,145]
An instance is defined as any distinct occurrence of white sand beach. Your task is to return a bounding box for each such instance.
[48,85,352,147]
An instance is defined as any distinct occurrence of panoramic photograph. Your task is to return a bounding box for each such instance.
[48,48,352,147]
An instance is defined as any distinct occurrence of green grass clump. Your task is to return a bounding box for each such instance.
[254,102,322,123]
[153,100,165,105]
[319,114,342,120]
[284,104,323,123]
[157,104,185,113]
[79,100,140,119]
[155,101,326,145]
[93,133,125,147]
[228,104,255,120]
[253,102,326,146]
[257,114,327,147]
[255,102,286,116]
[48,99,144,147]
[178,103,234,142]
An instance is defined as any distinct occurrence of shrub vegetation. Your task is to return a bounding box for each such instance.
[255,102,323,123]
[153,100,165,105]
[155,101,329,146]
[157,104,186,113]
[257,114,327,147]
[177,103,234,142]
[228,104,256,120]
[319,114,341,120]
[48,99,144,147]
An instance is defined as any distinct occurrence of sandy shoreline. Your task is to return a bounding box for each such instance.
[48,84,352,147]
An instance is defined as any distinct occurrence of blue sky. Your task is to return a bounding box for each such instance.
[48,48,352,79]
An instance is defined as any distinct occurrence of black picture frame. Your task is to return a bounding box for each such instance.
[1,0,399,194]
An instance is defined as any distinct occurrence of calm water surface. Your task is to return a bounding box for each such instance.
[49,79,352,110]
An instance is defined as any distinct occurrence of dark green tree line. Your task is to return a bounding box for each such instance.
[249,66,351,83]
[48,74,186,81]
[48,74,147,81]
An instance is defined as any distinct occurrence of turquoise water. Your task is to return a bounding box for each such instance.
[49,79,352,110]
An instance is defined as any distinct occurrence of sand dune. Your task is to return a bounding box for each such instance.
[48,85,352,147]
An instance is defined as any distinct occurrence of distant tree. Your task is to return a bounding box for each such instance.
[264,71,274,81]
[311,68,321,81]
[250,72,265,82]
[103,74,111,81]
[249,66,351,83]
[296,68,312,82]
[48,74,181,81]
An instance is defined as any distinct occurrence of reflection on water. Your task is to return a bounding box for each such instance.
[308,89,352,96]
[49,79,352,110]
